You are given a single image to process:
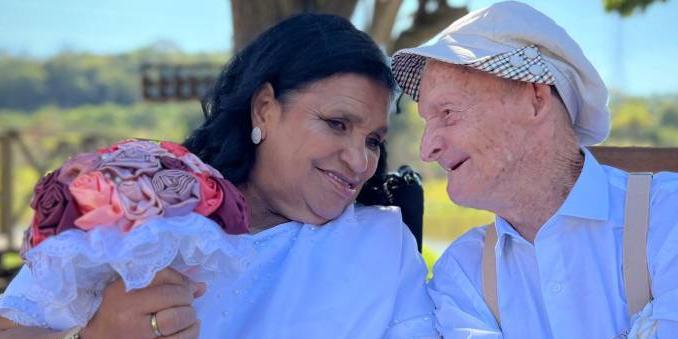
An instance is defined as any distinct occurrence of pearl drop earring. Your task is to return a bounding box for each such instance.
[251,127,263,144]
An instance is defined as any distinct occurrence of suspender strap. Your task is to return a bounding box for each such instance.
[481,173,653,326]
[623,172,653,317]
[482,223,500,325]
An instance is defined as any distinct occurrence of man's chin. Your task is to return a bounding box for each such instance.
[447,186,475,208]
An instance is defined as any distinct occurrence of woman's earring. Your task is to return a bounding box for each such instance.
[251,127,263,145]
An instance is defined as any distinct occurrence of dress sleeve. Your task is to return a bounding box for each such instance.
[384,223,439,339]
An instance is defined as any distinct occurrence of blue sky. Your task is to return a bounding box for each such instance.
[1,0,677,96]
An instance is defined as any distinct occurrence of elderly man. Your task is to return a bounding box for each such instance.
[392,1,678,338]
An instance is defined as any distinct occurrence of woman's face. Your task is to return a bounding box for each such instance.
[249,74,390,226]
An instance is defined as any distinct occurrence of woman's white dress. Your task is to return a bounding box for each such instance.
[194,204,436,338]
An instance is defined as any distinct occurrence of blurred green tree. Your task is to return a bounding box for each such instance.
[604,0,669,15]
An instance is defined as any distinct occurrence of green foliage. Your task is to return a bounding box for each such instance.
[0,46,228,110]
[604,0,669,16]
[606,93,678,146]
[422,179,494,243]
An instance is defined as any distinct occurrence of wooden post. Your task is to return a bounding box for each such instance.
[0,132,13,249]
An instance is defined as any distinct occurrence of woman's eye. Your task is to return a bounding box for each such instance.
[325,119,347,131]
[366,137,383,151]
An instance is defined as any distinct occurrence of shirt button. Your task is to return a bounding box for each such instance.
[550,283,563,293]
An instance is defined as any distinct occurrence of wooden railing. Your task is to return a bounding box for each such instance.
[589,146,678,172]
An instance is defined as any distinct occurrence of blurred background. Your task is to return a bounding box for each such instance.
[1,0,677,272]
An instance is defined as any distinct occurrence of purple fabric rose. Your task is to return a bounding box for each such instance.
[159,156,191,172]
[151,170,200,217]
[29,169,81,246]
[99,144,163,180]
[117,175,163,231]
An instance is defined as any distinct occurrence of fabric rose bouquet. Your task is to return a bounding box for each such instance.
[0,139,252,330]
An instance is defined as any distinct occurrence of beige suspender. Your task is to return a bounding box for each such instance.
[481,172,653,326]
[482,224,500,324]
[623,173,653,316]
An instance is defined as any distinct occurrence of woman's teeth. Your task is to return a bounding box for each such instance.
[326,171,356,191]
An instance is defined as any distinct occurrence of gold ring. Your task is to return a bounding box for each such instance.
[150,312,162,337]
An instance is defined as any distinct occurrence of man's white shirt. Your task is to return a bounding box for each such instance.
[429,148,678,338]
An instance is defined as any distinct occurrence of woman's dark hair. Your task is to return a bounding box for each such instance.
[184,13,396,205]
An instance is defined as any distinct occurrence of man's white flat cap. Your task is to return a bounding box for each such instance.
[392,1,610,145]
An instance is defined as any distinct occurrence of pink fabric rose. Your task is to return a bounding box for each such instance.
[151,170,200,217]
[28,169,81,246]
[193,172,224,216]
[160,141,190,157]
[117,175,164,231]
[69,171,125,231]
[209,177,250,235]
[57,153,102,185]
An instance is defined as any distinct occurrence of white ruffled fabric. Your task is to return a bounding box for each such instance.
[0,213,253,330]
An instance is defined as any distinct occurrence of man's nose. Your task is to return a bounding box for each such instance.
[420,125,445,162]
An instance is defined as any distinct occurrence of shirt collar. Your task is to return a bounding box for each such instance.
[556,148,609,221]
[494,148,610,242]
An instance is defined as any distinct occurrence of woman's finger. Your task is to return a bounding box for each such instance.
[152,306,197,337]
[135,283,194,313]
[163,320,201,339]
[148,268,190,288]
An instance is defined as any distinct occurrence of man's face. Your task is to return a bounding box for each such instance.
[417,60,534,209]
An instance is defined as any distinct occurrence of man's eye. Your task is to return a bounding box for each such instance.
[325,119,347,131]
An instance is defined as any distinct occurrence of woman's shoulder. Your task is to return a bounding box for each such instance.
[353,204,403,221]
[346,204,413,243]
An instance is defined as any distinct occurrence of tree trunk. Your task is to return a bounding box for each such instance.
[231,0,359,52]
[368,0,403,51]
[391,0,467,53]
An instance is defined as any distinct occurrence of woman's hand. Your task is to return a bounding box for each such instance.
[80,268,206,339]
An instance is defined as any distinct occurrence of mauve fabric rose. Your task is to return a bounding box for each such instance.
[151,170,200,217]
[96,139,136,154]
[29,169,81,246]
[193,172,224,216]
[57,153,102,185]
[69,171,125,231]
[159,156,191,172]
[118,140,170,157]
[210,177,250,235]
[160,141,190,157]
[117,175,163,231]
[99,144,163,180]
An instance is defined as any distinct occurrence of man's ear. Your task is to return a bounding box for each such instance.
[530,83,554,121]
[250,83,281,137]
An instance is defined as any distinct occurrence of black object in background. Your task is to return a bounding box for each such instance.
[357,165,424,252]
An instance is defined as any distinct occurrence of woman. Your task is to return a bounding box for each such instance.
[0,14,436,338]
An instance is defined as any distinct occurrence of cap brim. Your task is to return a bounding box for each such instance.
[392,42,498,101]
